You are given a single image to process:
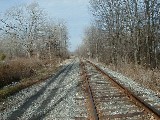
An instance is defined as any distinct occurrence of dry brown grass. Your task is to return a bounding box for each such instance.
[107,63,160,94]
[0,57,59,100]
[0,57,59,88]
[0,58,43,88]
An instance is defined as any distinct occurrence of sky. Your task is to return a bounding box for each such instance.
[0,0,91,52]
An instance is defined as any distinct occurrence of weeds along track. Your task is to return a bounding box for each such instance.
[80,59,160,120]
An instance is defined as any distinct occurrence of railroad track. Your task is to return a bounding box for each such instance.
[80,59,160,120]
[1,58,159,119]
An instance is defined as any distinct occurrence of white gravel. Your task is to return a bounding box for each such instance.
[0,58,88,120]
[0,79,49,119]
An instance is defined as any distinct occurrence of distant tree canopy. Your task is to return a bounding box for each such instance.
[77,0,160,69]
[0,2,69,60]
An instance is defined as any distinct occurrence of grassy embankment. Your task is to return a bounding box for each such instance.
[0,58,60,101]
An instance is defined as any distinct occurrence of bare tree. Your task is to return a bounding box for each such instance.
[79,0,160,69]
[0,2,69,61]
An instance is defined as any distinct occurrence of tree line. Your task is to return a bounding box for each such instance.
[0,2,69,60]
[77,0,160,69]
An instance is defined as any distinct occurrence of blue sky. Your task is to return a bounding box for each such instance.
[0,0,91,52]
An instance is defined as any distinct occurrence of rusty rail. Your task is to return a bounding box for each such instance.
[87,60,160,120]
[80,59,99,120]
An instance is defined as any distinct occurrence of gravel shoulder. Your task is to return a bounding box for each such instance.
[0,58,88,120]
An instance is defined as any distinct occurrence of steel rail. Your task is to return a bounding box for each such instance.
[80,59,99,120]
